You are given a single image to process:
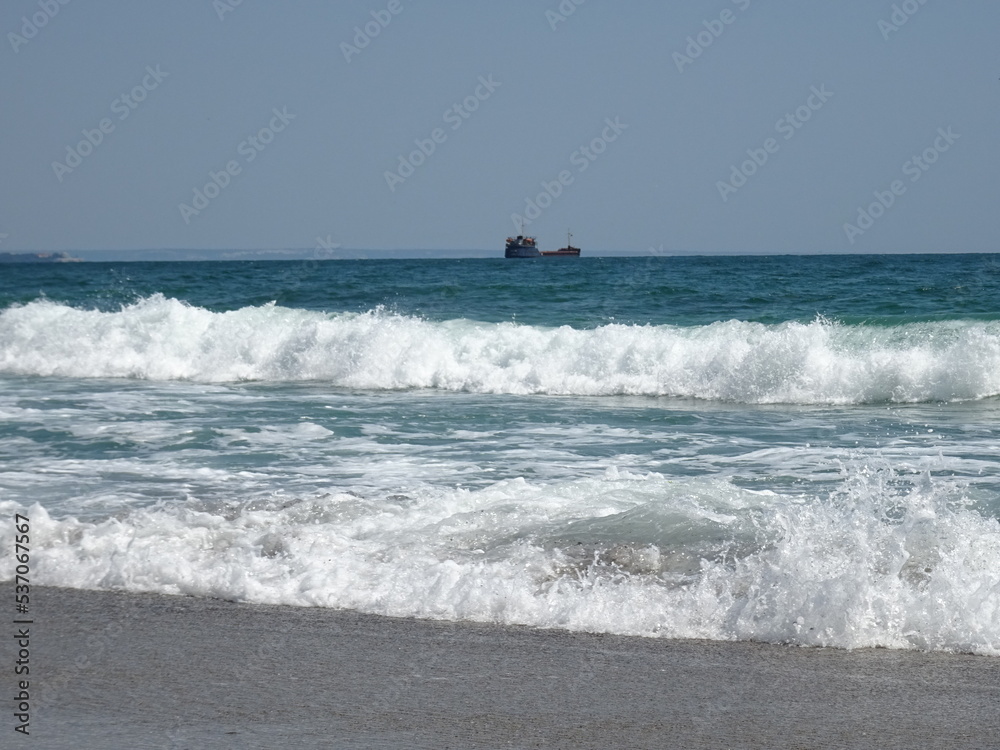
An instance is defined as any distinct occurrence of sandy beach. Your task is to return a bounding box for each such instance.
[12,585,996,749]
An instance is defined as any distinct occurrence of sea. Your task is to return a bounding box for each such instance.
[2,254,1000,655]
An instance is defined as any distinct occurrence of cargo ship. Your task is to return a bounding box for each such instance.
[504,228,580,258]
[540,231,581,257]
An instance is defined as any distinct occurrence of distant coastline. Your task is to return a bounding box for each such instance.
[0,251,83,263]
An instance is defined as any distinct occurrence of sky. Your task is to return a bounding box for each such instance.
[1,0,998,257]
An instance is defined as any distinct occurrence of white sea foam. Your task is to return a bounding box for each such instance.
[4,466,999,654]
[3,296,1000,403]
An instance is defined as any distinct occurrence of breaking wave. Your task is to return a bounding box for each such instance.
[4,465,1000,654]
[3,295,1000,403]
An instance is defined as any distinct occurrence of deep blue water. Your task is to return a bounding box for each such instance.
[4,253,1000,326]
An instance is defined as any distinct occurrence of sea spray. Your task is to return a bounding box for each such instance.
[4,464,999,654]
[3,296,1000,403]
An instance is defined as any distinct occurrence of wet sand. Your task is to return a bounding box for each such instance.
[19,586,1000,749]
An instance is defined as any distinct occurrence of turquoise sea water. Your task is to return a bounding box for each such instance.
[2,254,1000,653]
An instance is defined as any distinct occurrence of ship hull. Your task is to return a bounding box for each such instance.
[505,246,541,258]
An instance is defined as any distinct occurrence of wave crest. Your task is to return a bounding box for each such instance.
[2,296,1000,403]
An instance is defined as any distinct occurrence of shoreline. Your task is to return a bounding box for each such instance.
[15,585,1000,748]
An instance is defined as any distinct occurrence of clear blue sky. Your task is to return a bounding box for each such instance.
[2,0,998,255]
